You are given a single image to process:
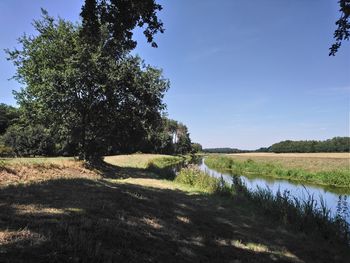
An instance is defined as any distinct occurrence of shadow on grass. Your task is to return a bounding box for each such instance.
[1,163,350,262]
[89,159,179,180]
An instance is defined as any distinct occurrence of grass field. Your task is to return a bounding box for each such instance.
[205,153,350,188]
[1,154,350,262]
[104,154,180,169]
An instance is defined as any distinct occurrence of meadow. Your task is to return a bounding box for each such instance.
[205,153,350,188]
[0,154,349,262]
[1,154,350,262]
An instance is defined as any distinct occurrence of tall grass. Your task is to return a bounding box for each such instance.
[175,165,231,194]
[239,183,350,245]
[205,155,350,188]
[147,156,185,169]
[175,164,350,246]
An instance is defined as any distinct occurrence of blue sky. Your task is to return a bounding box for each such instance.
[0,0,349,149]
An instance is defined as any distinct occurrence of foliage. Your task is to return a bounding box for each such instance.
[0,144,14,157]
[81,0,164,56]
[330,0,350,55]
[176,132,192,154]
[269,137,350,153]
[150,118,193,155]
[205,155,350,188]
[203,147,247,153]
[205,137,350,154]
[3,124,56,157]
[191,143,203,153]
[0,103,20,135]
[6,9,168,161]
[175,165,230,194]
[4,2,198,159]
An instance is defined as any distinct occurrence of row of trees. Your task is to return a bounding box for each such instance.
[1,1,202,159]
[0,107,199,157]
[203,148,247,154]
[261,137,350,153]
[204,137,349,154]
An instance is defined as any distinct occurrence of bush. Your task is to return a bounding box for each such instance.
[0,144,14,157]
[3,125,56,157]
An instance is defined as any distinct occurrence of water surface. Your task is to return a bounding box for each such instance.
[198,158,350,222]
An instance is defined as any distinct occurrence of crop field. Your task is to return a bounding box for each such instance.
[226,152,350,173]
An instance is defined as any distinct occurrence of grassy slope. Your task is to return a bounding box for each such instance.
[205,154,350,188]
[0,154,349,262]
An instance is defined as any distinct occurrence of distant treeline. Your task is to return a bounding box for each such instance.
[265,137,350,153]
[203,148,249,154]
[204,137,350,154]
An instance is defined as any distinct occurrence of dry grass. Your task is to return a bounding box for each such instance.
[0,154,349,262]
[0,156,74,165]
[104,154,174,169]
[226,153,350,172]
[0,159,98,187]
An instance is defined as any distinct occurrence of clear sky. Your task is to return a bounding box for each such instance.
[0,0,349,149]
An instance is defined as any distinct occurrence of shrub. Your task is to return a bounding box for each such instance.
[3,125,56,157]
[0,144,14,157]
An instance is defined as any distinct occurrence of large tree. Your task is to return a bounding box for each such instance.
[7,2,167,161]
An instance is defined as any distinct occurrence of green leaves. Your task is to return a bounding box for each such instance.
[7,8,168,160]
[330,0,350,55]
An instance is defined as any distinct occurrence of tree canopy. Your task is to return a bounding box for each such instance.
[6,10,169,161]
[2,1,200,159]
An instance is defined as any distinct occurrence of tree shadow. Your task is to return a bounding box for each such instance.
[1,164,349,262]
[89,159,178,180]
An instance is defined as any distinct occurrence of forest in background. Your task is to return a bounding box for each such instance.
[204,137,350,153]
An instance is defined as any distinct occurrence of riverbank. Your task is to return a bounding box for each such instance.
[1,154,349,262]
[205,154,350,188]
